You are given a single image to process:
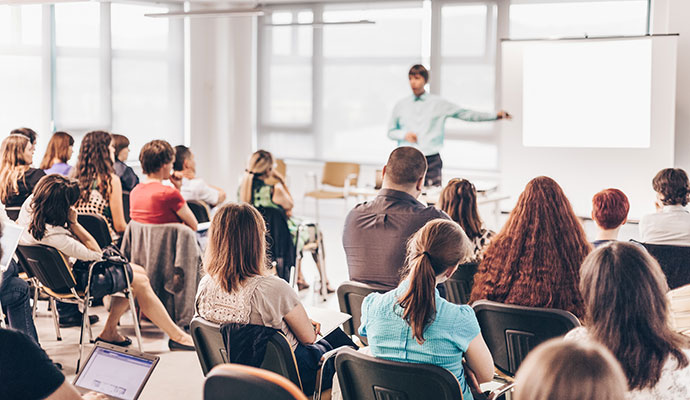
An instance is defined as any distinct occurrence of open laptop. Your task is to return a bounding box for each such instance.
[0,223,23,273]
[73,343,160,400]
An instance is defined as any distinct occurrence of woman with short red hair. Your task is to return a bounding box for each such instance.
[591,188,629,248]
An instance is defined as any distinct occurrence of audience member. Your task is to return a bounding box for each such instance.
[0,135,46,208]
[129,140,197,231]
[10,127,37,161]
[72,131,127,240]
[359,219,492,400]
[438,178,494,262]
[591,188,629,247]
[566,242,690,399]
[174,145,226,207]
[40,131,74,176]
[514,339,627,400]
[111,134,139,192]
[470,176,590,317]
[17,175,194,350]
[196,203,355,395]
[239,150,332,292]
[639,168,690,245]
[343,147,449,290]
[0,208,39,342]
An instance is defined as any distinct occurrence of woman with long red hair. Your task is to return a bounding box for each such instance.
[469,176,590,317]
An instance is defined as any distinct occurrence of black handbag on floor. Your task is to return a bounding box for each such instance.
[72,245,134,299]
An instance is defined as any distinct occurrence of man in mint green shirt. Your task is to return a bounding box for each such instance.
[388,64,510,186]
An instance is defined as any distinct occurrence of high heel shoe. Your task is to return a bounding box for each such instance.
[297,279,310,291]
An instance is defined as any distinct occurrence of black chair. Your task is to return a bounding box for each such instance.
[204,364,308,400]
[5,206,20,221]
[335,347,463,400]
[443,262,478,305]
[15,244,142,371]
[122,191,131,223]
[188,200,211,224]
[77,213,112,249]
[257,206,295,283]
[337,281,386,345]
[639,242,690,290]
[472,300,581,376]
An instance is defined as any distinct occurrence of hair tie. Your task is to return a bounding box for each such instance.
[422,251,431,257]
[245,169,255,175]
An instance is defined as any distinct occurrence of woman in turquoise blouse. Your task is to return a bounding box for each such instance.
[359,219,494,400]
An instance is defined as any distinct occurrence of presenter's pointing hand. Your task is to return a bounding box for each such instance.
[404,132,418,143]
[497,110,512,120]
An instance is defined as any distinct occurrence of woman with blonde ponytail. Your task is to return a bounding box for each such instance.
[239,150,333,292]
[359,219,494,400]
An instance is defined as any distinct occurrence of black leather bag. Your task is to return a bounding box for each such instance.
[72,245,134,299]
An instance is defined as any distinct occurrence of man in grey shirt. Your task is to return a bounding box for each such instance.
[343,147,449,290]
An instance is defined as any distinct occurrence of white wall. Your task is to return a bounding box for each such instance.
[187,5,256,200]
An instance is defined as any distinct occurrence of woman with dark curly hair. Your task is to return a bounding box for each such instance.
[40,131,74,176]
[70,131,128,240]
[639,168,690,245]
[469,176,591,318]
[17,175,194,350]
[438,178,494,262]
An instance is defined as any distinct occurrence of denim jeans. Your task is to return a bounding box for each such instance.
[293,328,356,396]
[1,260,39,343]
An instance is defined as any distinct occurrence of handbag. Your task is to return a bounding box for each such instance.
[72,245,134,299]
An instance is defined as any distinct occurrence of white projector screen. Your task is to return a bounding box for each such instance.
[523,39,652,148]
[501,36,678,221]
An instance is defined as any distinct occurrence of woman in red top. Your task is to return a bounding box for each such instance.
[129,140,197,230]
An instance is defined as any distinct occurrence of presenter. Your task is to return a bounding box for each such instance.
[388,64,511,186]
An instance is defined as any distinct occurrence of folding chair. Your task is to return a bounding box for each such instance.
[304,162,360,221]
[16,244,142,372]
[337,281,386,345]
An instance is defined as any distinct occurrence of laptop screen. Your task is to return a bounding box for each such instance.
[0,224,23,272]
[74,346,156,400]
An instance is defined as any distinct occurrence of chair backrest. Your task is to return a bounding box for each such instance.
[443,263,478,305]
[261,332,302,390]
[190,317,302,390]
[5,206,20,221]
[122,191,131,223]
[336,347,463,400]
[337,281,387,345]
[275,159,287,178]
[77,213,112,249]
[321,162,359,188]
[640,242,690,290]
[16,244,77,294]
[188,200,211,223]
[204,364,307,400]
[374,169,383,190]
[191,317,229,376]
[472,300,581,376]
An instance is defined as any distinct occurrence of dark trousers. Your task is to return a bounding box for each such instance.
[1,260,39,343]
[425,154,443,187]
[294,328,356,396]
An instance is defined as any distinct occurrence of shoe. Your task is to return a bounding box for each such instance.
[59,314,100,328]
[168,339,195,351]
[54,362,63,370]
[297,280,310,291]
[96,335,132,347]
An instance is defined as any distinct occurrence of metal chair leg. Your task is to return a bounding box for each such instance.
[49,297,62,341]
[31,279,39,319]
[127,290,143,352]
[0,298,6,329]
[76,298,88,373]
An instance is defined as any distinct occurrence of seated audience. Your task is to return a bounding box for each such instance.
[639,168,690,245]
[195,203,355,395]
[240,150,332,292]
[470,176,590,318]
[591,188,629,247]
[129,140,197,231]
[0,135,46,208]
[17,175,194,350]
[0,206,39,342]
[514,339,627,400]
[438,178,494,262]
[40,131,74,176]
[10,127,37,160]
[566,242,690,399]
[174,145,226,207]
[111,134,139,192]
[343,147,449,290]
[359,219,493,400]
[72,131,127,240]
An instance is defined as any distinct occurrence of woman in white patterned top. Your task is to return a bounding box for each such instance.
[565,242,690,400]
[438,178,494,262]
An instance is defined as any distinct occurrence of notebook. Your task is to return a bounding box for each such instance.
[305,306,351,339]
[0,223,23,272]
[73,343,159,400]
